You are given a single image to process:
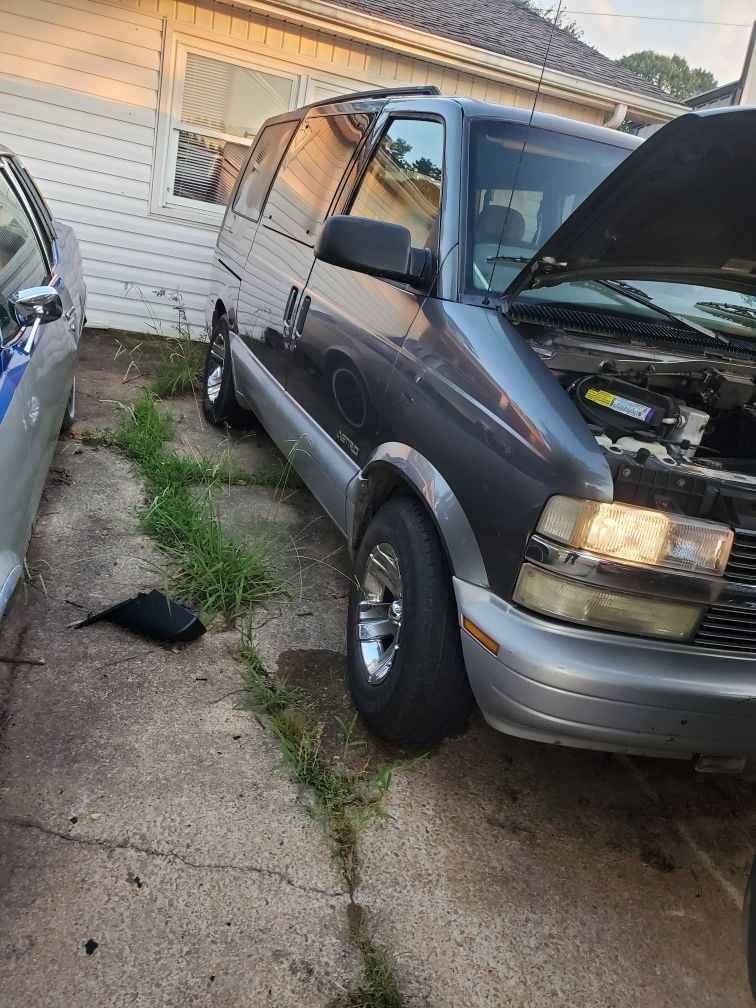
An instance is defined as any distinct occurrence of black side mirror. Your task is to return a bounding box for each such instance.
[9,286,63,328]
[315,215,431,287]
[745,855,756,999]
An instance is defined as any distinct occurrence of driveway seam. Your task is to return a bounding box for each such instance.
[1,817,348,899]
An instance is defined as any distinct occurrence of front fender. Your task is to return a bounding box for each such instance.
[348,442,489,587]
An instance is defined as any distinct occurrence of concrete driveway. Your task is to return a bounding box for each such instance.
[1,331,754,1007]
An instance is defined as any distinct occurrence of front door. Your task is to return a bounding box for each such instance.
[286,115,446,527]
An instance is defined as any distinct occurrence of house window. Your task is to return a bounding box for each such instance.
[164,47,298,214]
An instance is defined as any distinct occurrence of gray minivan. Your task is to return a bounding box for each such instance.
[204,87,756,766]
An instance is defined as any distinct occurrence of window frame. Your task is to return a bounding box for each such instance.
[260,108,378,249]
[152,29,307,225]
[342,113,447,256]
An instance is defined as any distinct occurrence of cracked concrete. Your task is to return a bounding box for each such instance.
[0,332,355,1007]
[2,331,755,1008]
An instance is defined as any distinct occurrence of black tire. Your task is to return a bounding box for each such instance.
[60,378,75,434]
[347,494,475,744]
[202,317,255,428]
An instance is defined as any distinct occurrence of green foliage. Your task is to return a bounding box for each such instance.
[88,391,281,620]
[151,339,205,398]
[331,912,405,1008]
[618,50,718,100]
[518,1,584,41]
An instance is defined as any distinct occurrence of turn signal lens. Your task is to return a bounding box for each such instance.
[513,564,703,640]
[537,496,733,575]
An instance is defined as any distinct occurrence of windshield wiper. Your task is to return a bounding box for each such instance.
[486,254,531,264]
[598,280,729,347]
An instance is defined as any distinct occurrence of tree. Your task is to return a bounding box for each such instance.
[618,51,718,100]
[518,1,584,41]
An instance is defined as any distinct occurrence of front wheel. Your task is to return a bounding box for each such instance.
[202,318,255,428]
[346,494,475,744]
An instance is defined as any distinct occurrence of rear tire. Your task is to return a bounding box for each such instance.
[347,494,475,744]
[60,378,75,433]
[202,317,255,428]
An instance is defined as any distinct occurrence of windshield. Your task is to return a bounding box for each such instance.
[466,120,630,294]
[466,120,756,341]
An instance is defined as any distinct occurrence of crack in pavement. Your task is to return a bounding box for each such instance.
[2,817,348,899]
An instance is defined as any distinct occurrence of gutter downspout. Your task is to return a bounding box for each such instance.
[605,102,628,129]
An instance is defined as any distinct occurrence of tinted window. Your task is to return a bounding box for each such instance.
[233,120,297,222]
[349,118,444,249]
[264,111,373,245]
[0,169,46,342]
[467,122,629,293]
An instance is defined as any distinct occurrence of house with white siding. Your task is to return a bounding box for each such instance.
[0,0,684,335]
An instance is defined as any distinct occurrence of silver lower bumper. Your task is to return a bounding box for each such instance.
[453,577,756,760]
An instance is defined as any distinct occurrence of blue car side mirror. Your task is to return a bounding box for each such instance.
[9,285,63,328]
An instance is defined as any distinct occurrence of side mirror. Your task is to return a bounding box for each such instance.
[315,215,431,287]
[9,286,63,328]
[745,855,756,999]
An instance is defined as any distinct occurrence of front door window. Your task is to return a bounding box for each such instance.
[349,118,444,250]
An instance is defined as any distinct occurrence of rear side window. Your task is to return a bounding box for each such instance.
[0,168,47,342]
[349,118,444,249]
[233,120,297,222]
[263,111,373,246]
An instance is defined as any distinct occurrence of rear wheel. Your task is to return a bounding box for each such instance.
[346,494,475,744]
[60,378,75,433]
[202,317,255,428]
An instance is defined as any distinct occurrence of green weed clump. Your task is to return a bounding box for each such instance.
[87,391,281,620]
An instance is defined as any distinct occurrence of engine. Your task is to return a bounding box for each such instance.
[530,329,756,482]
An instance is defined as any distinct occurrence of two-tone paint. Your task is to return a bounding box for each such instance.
[206,95,756,761]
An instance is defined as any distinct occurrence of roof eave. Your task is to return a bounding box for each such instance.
[221,0,686,121]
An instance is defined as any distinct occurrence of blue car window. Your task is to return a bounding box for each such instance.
[0,170,47,343]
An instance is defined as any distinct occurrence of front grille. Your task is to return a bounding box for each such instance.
[693,531,756,652]
[723,530,756,586]
[694,604,756,653]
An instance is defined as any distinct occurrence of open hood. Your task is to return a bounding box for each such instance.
[503,107,756,302]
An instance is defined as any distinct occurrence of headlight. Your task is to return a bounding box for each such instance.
[537,496,733,575]
[513,564,703,640]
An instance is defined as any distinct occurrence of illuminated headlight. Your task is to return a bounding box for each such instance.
[513,564,703,640]
[537,496,733,575]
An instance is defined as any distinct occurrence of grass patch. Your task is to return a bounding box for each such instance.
[332,908,405,1008]
[86,391,282,620]
[151,338,205,398]
[235,629,414,894]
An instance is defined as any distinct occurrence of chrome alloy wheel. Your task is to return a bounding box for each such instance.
[357,542,403,684]
[206,328,226,403]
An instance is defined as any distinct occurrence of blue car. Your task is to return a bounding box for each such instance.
[0,145,85,617]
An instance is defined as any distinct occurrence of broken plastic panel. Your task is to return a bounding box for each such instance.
[73,589,206,642]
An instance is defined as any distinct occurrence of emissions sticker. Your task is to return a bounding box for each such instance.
[584,388,655,423]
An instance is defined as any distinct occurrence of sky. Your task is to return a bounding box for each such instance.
[560,0,755,85]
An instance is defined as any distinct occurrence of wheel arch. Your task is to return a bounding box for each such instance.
[348,443,489,588]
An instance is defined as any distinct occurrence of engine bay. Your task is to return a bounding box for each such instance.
[527,325,756,489]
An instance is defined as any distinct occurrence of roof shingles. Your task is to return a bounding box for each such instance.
[330,0,678,103]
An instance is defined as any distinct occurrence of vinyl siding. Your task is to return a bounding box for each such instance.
[0,0,608,335]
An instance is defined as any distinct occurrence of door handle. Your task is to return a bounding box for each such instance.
[64,305,77,332]
[294,296,311,339]
[282,285,298,339]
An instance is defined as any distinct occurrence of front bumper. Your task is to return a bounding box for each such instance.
[454,577,756,760]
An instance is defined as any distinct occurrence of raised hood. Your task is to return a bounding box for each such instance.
[503,107,756,301]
